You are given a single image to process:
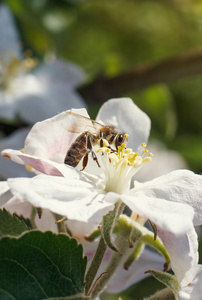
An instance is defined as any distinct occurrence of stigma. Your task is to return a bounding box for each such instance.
[97,140,152,194]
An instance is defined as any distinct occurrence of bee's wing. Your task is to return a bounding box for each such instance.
[65,111,105,134]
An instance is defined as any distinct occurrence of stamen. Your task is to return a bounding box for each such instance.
[96,139,152,194]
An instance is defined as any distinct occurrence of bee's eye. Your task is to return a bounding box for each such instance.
[115,134,124,148]
[118,135,124,143]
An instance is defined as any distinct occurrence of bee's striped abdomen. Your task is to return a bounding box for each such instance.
[64,132,88,167]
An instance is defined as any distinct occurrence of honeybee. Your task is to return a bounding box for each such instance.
[64,111,128,170]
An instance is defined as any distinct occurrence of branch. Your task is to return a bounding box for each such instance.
[78,48,202,105]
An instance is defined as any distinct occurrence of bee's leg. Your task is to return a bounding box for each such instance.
[87,134,101,168]
[91,151,101,168]
[107,146,116,152]
[80,153,89,171]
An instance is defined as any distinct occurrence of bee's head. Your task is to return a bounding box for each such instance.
[115,133,128,149]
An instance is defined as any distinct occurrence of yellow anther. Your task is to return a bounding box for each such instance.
[143,149,149,154]
[124,148,132,154]
[25,165,34,172]
[20,148,25,153]
[124,134,129,139]
[141,143,147,148]
[128,152,139,163]
[133,156,143,167]
[148,152,153,157]
[109,153,119,163]
[125,152,137,160]
[129,156,142,167]
[142,157,152,163]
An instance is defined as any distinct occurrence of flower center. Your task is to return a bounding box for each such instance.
[0,52,36,92]
[97,140,152,194]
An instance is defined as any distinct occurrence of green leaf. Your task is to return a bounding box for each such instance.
[0,209,30,237]
[0,231,87,300]
[145,269,180,297]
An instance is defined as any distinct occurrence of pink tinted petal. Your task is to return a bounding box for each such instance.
[158,227,198,284]
[24,108,89,162]
[1,148,93,178]
[8,175,116,224]
[179,265,202,300]
[1,149,64,176]
[2,149,25,165]
[122,193,194,235]
[96,98,151,151]
[134,170,202,226]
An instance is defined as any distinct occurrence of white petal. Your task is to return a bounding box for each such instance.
[122,193,194,235]
[8,175,116,224]
[158,227,198,284]
[134,170,202,225]
[2,147,100,178]
[66,219,99,240]
[23,108,89,162]
[96,98,151,150]
[179,265,202,300]
[1,149,64,176]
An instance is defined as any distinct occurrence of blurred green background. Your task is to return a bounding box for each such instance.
[2,0,202,299]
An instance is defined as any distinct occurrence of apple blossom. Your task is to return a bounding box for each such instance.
[1,98,201,296]
[0,3,86,124]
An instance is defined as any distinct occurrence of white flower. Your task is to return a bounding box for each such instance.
[179,265,202,300]
[0,4,86,124]
[1,97,202,282]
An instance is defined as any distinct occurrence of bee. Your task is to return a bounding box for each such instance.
[64,111,128,170]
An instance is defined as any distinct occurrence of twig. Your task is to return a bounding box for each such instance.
[78,48,202,105]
